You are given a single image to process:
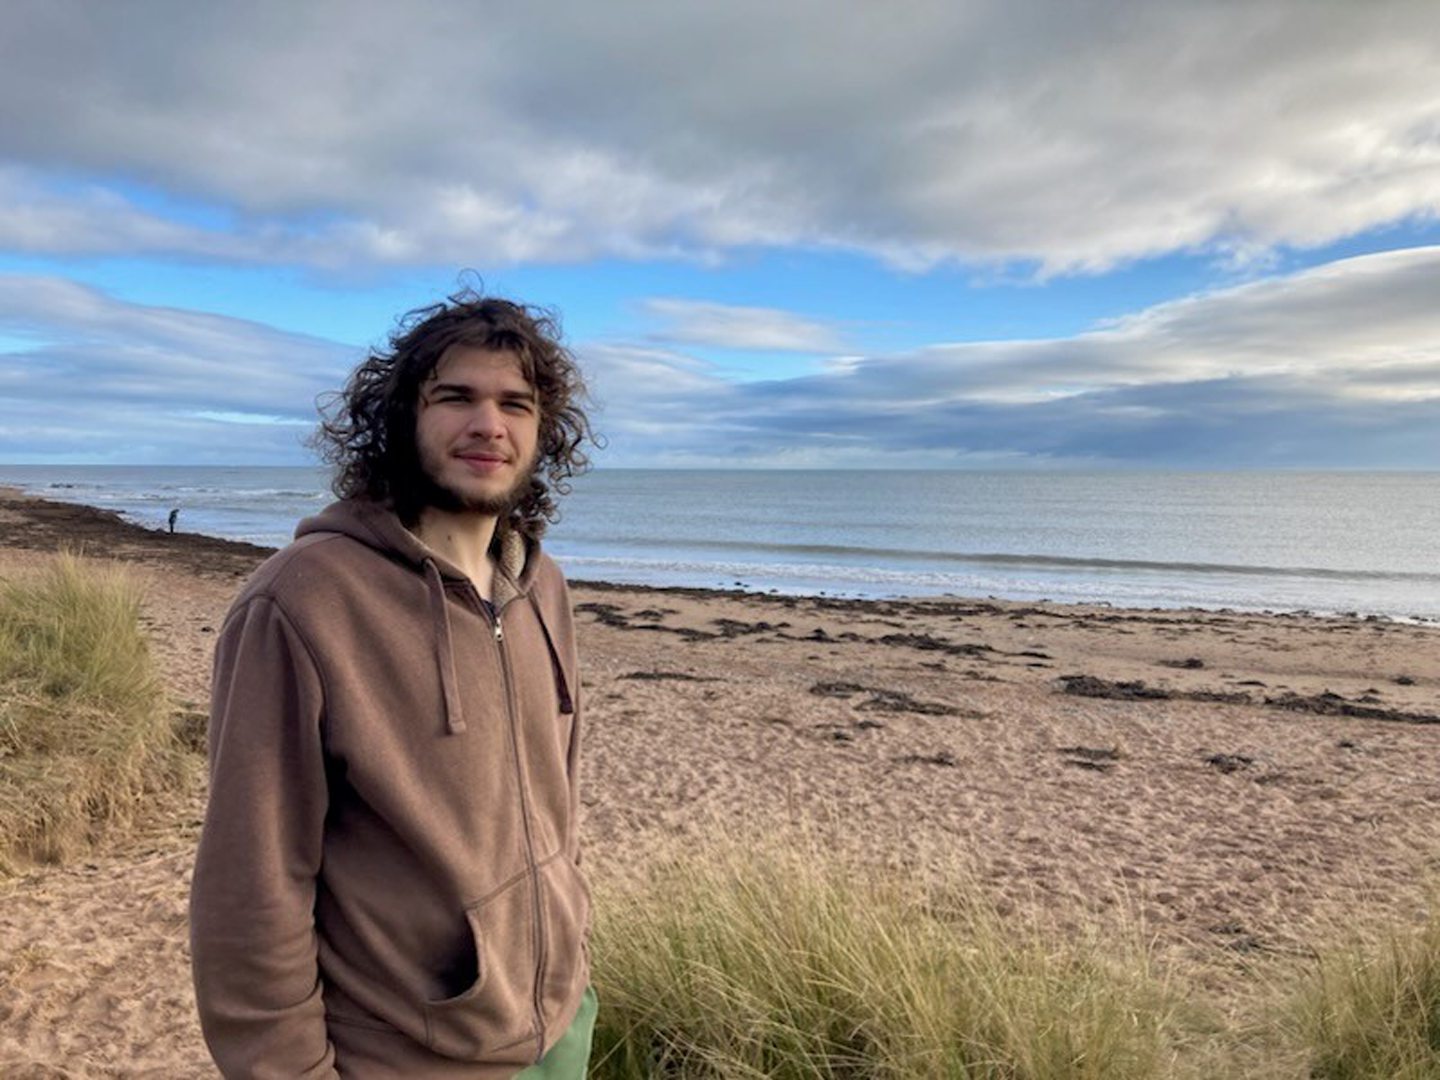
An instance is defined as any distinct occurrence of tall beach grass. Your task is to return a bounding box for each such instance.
[0,551,191,871]
[588,840,1184,1079]
[1286,903,1440,1079]
[586,836,1440,1078]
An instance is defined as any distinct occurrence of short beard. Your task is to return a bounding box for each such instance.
[410,441,540,522]
[415,460,537,519]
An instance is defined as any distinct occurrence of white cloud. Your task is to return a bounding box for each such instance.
[2,247,1437,467]
[640,299,844,352]
[0,168,249,260]
[590,247,1440,466]
[0,275,355,462]
[790,246,1440,408]
[188,410,313,426]
[1,1,1438,270]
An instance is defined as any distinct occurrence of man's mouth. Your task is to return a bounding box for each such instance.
[455,450,510,472]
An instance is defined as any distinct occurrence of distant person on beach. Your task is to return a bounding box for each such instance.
[190,291,596,1078]
[167,508,179,534]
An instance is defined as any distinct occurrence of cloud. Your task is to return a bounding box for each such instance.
[2,247,1437,467]
[639,299,844,352]
[589,247,1440,466]
[0,275,355,462]
[0,169,248,259]
[1,1,1438,270]
[817,246,1440,405]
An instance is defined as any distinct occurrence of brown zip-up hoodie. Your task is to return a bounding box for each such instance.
[190,499,589,1079]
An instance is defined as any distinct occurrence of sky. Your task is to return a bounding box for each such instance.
[1,0,1438,469]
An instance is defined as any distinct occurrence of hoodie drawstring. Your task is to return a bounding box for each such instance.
[424,558,467,735]
[528,592,575,715]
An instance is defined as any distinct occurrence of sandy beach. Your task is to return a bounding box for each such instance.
[1,487,1438,1077]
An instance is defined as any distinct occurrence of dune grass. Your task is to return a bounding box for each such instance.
[0,551,191,871]
[588,841,1184,1079]
[585,835,1440,1078]
[1285,905,1440,1080]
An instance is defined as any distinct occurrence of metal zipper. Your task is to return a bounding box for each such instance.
[487,600,548,1063]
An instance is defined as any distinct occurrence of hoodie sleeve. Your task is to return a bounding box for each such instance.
[190,594,338,1080]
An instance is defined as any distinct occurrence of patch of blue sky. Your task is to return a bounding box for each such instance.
[0,243,1271,370]
[486,247,1222,354]
[0,326,51,352]
[481,258,750,342]
[1264,216,1440,274]
[8,215,1436,376]
[678,347,826,383]
[0,254,696,353]
[352,222,1440,363]
[0,253,378,347]
[87,176,240,232]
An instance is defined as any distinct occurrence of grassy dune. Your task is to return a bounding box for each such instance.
[1288,906,1440,1080]
[0,552,193,871]
[587,840,1440,1079]
[588,842,1183,1079]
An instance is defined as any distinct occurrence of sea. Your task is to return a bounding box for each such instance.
[1,465,1437,621]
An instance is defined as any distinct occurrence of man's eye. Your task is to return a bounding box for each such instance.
[504,401,534,413]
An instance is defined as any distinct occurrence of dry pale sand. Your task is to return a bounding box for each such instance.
[2,489,1439,1076]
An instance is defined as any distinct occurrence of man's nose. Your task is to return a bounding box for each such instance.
[467,401,507,437]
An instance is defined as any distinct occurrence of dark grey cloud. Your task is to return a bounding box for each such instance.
[1,1,1438,269]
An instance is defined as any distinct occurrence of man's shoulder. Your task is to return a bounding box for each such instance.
[529,547,569,588]
[525,546,575,602]
[522,547,579,639]
[230,530,391,617]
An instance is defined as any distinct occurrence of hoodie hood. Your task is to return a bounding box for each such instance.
[293,498,570,736]
[295,498,534,607]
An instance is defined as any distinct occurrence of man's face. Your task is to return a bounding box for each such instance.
[414,347,541,517]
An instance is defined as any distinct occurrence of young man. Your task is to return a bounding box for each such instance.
[190,294,597,1078]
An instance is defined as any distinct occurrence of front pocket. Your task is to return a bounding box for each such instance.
[423,873,540,1060]
[536,853,593,1028]
[424,906,488,1008]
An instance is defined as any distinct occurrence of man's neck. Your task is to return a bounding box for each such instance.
[412,507,500,600]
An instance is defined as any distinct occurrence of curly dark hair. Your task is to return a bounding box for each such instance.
[313,289,595,538]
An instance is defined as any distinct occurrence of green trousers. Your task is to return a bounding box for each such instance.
[516,986,597,1079]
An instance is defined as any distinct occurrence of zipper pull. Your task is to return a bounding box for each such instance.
[494,615,504,643]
